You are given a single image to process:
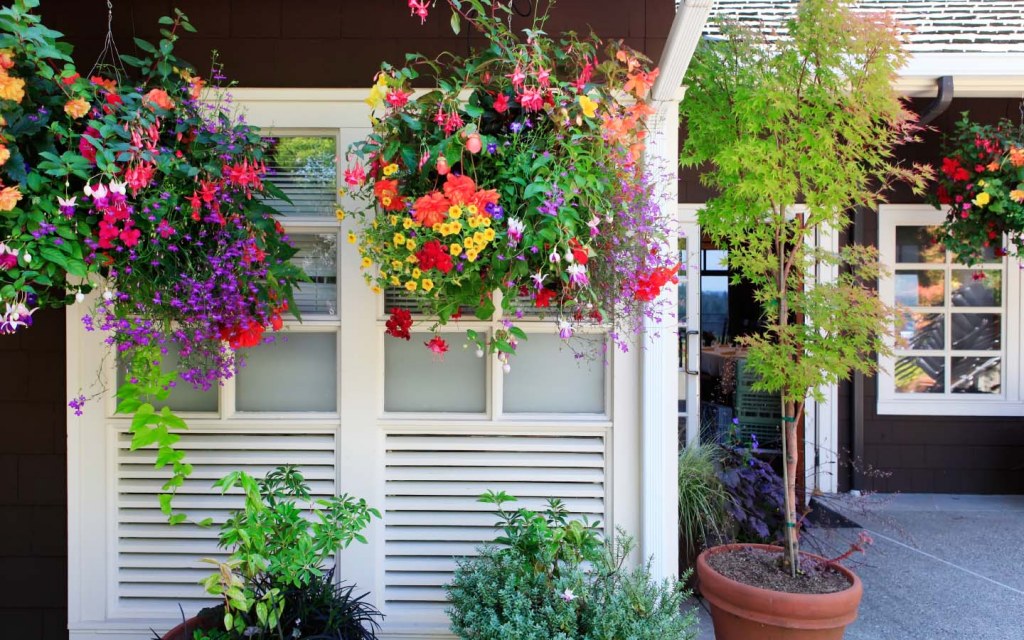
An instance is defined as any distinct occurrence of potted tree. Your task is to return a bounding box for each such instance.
[680,0,931,637]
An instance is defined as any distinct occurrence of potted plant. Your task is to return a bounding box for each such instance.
[677,442,729,586]
[346,0,677,366]
[930,114,1024,264]
[680,0,931,637]
[445,491,698,640]
[159,466,382,640]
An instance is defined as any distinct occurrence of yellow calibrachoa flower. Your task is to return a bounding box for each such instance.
[466,249,479,262]
[466,204,478,215]
[450,243,462,256]
[483,228,496,242]
[405,280,418,292]
[412,268,422,279]
[421,279,434,292]
[432,223,443,232]
[406,255,418,263]
[473,231,485,244]
[578,94,599,118]
[389,215,399,225]
[402,218,415,229]
[464,237,476,250]
[335,208,346,221]
[371,285,382,294]
[449,205,463,219]
[482,217,492,227]
[974,192,991,207]
[360,257,373,268]
[347,231,357,244]
[393,232,405,246]
[450,220,462,233]
[391,260,403,270]
[383,163,399,176]
[405,239,416,251]
[391,276,401,286]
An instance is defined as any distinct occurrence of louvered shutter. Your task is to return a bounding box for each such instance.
[114,429,337,617]
[382,433,608,629]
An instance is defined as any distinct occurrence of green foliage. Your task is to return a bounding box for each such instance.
[200,466,381,640]
[446,492,697,640]
[677,444,729,557]
[680,0,929,405]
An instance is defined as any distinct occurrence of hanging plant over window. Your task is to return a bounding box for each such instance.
[347,0,676,367]
[930,114,1024,265]
[0,0,304,522]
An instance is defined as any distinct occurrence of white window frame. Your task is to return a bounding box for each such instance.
[877,204,1024,416]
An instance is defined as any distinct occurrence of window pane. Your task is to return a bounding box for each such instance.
[385,332,486,413]
[898,312,944,350]
[894,356,944,393]
[951,313,1001,351]
[236,333,337,411]
[705,249,728,270]
[952,270,1001,307]
[264,135,337,216]
[951,357,1001,394]
[116,344,218,413]
[701,275,729,341]
[504,334,605,413]
[895,270,945,307]
[292,233,338,315]
[895,226,944,263]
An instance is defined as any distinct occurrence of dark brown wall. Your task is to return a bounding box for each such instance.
[41,0,673,87]
[0,308,67,640]
[681,97,1024,494]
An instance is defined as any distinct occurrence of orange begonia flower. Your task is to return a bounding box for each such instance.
[412,191,451,228]
[0,71,25,103]
[0,145,9,166]
[0,185,22,211]
[144,88,174,110]
[64,98,90,119]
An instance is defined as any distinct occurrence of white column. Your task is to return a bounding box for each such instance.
[640,98,681,581]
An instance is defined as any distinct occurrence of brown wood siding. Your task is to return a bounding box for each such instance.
[0,308,67,640]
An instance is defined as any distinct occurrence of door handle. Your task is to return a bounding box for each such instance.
[684,330,699,375]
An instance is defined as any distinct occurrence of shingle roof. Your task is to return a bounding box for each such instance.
[704,1,1024,53]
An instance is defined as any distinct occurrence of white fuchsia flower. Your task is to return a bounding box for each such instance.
[549,250,561,264]
[531,270,547,290]
[507,217,525,246]
[108,179,128,195]
[558,320,573,339]
[567,263,589,287]
[58,195,77,217]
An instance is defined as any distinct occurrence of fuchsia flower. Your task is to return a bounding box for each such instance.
[344,163,366,187]
[493,94,510,114]
[425,335,449,360]
[518,88,544,112]
[58,195,76,217]
[507,217,525,246]
[0,242,17,270]
[507,65,526,89]
[386,89,411,108]
[407,0,429,24]
[156,219,176,239]
[567,263,589,287]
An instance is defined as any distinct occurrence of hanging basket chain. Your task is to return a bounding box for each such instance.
[89,0,126,84]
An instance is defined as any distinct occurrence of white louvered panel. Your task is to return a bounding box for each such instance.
[265,169,337,217]
[114,430,337,617]
[383,433,607,623]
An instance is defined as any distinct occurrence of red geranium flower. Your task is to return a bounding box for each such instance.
[386,308,413,340]
[425,335,449,360]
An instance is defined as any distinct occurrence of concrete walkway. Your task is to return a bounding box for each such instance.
[688,494,1024,640]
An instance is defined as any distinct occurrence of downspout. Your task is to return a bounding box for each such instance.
[640,0,713,582]
[919,76,954,126]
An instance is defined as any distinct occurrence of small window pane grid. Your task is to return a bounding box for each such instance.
[379,290,611,420]
[892,225,1004,397]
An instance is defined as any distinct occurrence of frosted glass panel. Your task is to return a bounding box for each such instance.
[292,233,338,315]
[385,333,486,413]
[236,333,337,412]
[504,333,605,413]
[116,344,218,413]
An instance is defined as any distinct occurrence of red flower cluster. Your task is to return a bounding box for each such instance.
[220,319,265,349]
[941,157,970,182]
[634,263,680,302]
[386,307,413,340]
[415,239,453,274]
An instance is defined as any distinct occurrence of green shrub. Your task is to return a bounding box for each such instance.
[445,491,697,640]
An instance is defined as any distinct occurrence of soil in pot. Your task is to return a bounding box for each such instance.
[706,546,851,594]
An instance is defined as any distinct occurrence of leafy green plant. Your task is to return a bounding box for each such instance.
[680,0,931,575]
[200,466,381,640]
[445,491,697,640]
[677,443,729,558]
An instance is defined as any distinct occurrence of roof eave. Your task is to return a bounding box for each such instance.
[896,52,1024,97]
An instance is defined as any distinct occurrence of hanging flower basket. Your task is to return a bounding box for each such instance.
[347,0,677,363]
[931,114,1024,264]
[0,1,304,520]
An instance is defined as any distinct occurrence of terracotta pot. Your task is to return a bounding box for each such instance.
[160,614,221,640]
[696,543,862,640]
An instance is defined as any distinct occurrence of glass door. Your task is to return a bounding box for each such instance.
[678,213,701,447]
